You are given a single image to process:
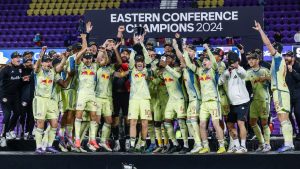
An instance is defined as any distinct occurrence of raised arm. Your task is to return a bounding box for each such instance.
[75,47,87,64]
[34,46,47,73]
[203,43,217,69]
[253,21,276,56]
[183,51,196,72]
[55,52,68,73]
[113,42,122,66]
[165,65,181,79]
[129,49,135,70]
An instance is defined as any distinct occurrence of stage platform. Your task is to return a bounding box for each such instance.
[0,151,300,169]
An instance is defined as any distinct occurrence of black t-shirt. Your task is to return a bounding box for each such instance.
[286,62,300,100]
[112,64,129,94]
[21,65,34,103]
[0,64,23,98]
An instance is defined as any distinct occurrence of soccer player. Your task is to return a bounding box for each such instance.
[127,35,152,153]
[173,39,202,154]
[245,52,272,152]
[253,21,294,152]
[33,54,72,154]
[185,44,226,154]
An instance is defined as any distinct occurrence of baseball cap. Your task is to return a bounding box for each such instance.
[52,58,61,66]
[212,48,224,56]
[23,58,33,63]
[41,55,53,62]
[272,42,283,54]
[11,51,21,59]
[88,41,97,47]
[227,52,239,64]
[246,52,259,60]
[48,50,56,57]
[83,53,93,59]
[134,55,145,62]
[283,51,294,57]
[72,42,82,50]
[66,46,73,52]
[187,44,196,51]
[23,51,34,57]
[121,48,131,54]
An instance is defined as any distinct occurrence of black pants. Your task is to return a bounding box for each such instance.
[19,101,34,134]
[113,92,129,117]
[0,96,21,137]
[289,98,300,135]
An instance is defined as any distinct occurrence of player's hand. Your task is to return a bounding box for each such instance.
[118,25,125,32]
[203,43,209,50]
[287,65,293,72]
[180,61,186,68]
[252,20,262,31]
[114,42,121,50]
[133,35,140,44]
[175,33,180,39]
[172,39,178,49]
[86,21,93,33]
[80,33,87,39]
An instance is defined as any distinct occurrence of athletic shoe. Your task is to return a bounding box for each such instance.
[87,143,98,152]
[145,143,157,153]
[99,141,112,152]
[125,139,130,152]
[35,148,46,154]
[179,147,189,154]
[236,146,247,153]
[138,146,146,153]
[217,147,226,154]
[199,147,210,154]
[262,144,271,153]
[189,144,203,154]
[6,131,16,140]
[128,147,136,153]
[0,137,7,147]
[227,145,238,153]
[89,140,100,150]
[113,140,121,152]
[79,147,87,153]
[46,147,60,154]
[161,144,170,154]
[24,132,29,140]
[152,146,163,153]
[70,146,81,153]
[167,145,181,154]
[58,137,68,152]
[74,139,81,148]
[66,136,75,148]
[255,144,265,152]
[16,133,21,140]
[277,145,294,153]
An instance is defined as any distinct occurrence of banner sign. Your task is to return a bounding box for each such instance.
[85,7,263,40]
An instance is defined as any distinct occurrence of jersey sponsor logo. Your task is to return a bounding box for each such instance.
[164,77,174,82]
[101,73,110,79]
[134,73,145,78]
[198,74,211,81]
[82,69,95,75]
[11,76,20,80]
[41,78,53,84]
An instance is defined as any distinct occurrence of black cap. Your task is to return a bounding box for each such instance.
[227,52,239,64]
[83,53,93,59]
[187,44,196,51]
[88,41,97,47]
[272,42,283,53]
[212,48,224,56]
[121,48,131,54]
[23,51,34,57]
[52,58,61,66]
[134,55,144,62]
[48,50,56,57]
[164,43,172,48]
[23,58,33,63]
[66,46,73,52]
[283,51,294,57]
[11,51,21,59]
[253,48,262,55]
[72,42,82,50]
[41,55,53,62]
[246,53,259,60]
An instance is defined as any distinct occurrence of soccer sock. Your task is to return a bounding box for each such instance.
[125,124,130,139]
[186,120,195,139]
[148,122,156,144]
[112,125,119,140]
[218,139,225,148]
[155,127,163,147]
[130,137,136,147]
[233,139,240,147]
[48,127,57,147]
[178,119,188,148]
[136,133,142,147]
[74,118,82,140]
[162,125,169,145]
[80,122,89,142]
[164,122,178,146]
[42,125,50,148]
[35,128,44,149]
[263,125,271,145]
[252,124,265,145]
[241,139,246,148]
[191,119,202,145]
[281,120,294,147]
[141,138,146,147]
[101,123,111,142]
[89,121,98,141]
[66,124,73,138]
[58,127,65,138]
[202,140,209,148]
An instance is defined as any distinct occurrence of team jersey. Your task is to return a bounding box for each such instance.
[77,62,97,95]
[63,54,77,90]
[95,65,114,98]
[246,67,271,102]
[162,65,184,100]
[185,49,219,102]
[129,68,151,100]
[217,61,228,98]
[270,52,289,92]
[34,68,61,100]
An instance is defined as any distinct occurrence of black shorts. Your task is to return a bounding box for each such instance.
[228,102,249,123]
[112,92,129,117]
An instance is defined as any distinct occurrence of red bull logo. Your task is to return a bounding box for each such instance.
[41,78,53,84]
[101,73,110,79]
[81,69,95,75]
[198,74,211,81]
[134,73,145,78]
[164,77,174,83]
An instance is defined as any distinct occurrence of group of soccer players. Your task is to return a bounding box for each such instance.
[0,21,296,154]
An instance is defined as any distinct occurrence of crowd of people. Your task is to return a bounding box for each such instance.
[0,21,299,154]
